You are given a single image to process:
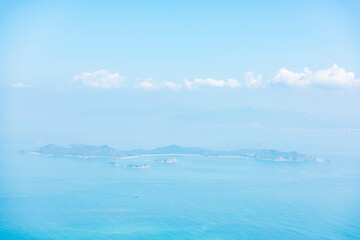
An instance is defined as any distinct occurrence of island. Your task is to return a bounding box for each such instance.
[108,162,151,169]
[28,144,326,162]
[154,157,179,163]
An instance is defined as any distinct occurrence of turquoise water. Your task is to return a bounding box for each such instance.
[1,149,360,239]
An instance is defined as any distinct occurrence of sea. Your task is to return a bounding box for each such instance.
[1,145,360,239]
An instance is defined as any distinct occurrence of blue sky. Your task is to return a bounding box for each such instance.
[1,0,360,155]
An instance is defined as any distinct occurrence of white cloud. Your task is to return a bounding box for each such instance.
[136,77,236,90]
[136,78,182,90]
[245,72,264,88]
[184,78,227,89]
[135,78,158,90]
[184,78,242,89]
[73,69,125,89]
[273,64,360,88]
[227,78,241,88]
[12,82,30,88]
[162,81,182,90]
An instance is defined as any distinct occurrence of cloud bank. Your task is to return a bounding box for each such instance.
[73,70,125,89]
[136,78,243,90]
[136,64,358,90]
[135,78,182,90]
[137,75,262,90]
[72,65,358,90]
[184,78,226,89]
[272,64,360,88]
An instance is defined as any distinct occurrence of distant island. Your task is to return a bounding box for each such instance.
[108,162,151,169]
[28,144,326,162]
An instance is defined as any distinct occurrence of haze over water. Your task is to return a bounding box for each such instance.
[1,0,360,239]
[1,144,360,239]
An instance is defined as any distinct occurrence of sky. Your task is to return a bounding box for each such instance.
[1,0,359,155]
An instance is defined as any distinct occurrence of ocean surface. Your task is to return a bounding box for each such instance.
[1,147,360,239]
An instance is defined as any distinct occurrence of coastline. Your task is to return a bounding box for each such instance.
[27,151,326,162]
